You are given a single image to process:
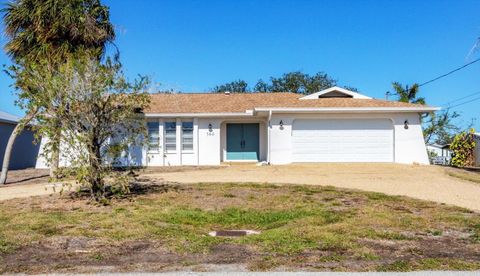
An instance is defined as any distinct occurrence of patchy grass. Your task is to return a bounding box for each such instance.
[0,181,480,273]
[447,169,480,184]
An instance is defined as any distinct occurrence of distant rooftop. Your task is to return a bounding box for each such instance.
[0,111,20,124]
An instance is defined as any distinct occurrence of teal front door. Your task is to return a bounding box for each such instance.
[226,123,260,160]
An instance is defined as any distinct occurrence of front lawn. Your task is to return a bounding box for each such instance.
[1,180,480,273]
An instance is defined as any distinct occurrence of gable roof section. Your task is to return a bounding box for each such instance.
[146,92,438,114]
[0,111,20,124]
[300,86,371,99]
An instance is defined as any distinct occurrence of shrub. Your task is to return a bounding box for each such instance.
[450,129,476,167]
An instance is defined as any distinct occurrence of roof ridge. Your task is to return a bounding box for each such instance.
[150,91,298,95]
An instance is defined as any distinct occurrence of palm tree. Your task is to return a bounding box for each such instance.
[391,82,426,105]
[0,0,115,184]
[3,0,115,63]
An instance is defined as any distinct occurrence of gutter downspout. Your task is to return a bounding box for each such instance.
[267,110,272,164]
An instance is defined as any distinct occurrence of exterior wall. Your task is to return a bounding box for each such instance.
[268,112,430,165]
[36,130,144,169]
[36,135,89,169]
[0,122,40,170]
[36,112,431,168]
[35,136,49,169]
[392,113,429,164]
[198,118,222,165]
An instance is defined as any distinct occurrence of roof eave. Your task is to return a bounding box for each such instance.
[144,107,440,117]
[0,118,19,124]
[254,107,440,113]
[144,111,255,118]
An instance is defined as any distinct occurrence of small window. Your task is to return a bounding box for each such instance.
[147,122,159,152]
[182,122,193,151]
[164,122,176,152]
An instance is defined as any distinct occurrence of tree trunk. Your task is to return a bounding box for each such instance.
[49,124,61,178]
[89,138,104,200]
[0,110,38,184]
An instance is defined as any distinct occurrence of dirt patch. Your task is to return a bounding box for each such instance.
[140,166,224,174]
[360,234,480,261]
[0,237,254,274]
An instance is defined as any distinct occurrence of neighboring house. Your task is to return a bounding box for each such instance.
[36,87,438,168]
[426,144,451,165]
[0,111,40,170]
[474,133,480,167]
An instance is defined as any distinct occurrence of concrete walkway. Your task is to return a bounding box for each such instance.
[149,163,480,211]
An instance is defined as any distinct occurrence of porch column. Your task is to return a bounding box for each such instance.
[159,118,164,166]
[267,110,272,164]
[176,118,182,165]
[193,118,199,165]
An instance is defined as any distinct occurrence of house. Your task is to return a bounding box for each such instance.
[426,143,451,165]
[35,87,438,168]
[0,111,40,170]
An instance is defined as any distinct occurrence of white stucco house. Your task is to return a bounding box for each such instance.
[426,143,452,165]
[36,87,439,168]
[426,144,451,158]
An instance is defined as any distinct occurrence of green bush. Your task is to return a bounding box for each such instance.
[450,129,476,167]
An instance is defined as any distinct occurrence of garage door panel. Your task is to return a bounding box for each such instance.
[292,119,393,162]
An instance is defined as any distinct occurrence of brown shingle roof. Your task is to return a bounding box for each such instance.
[145,92,431,113]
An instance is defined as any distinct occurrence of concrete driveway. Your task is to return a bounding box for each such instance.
[148,163,480,211]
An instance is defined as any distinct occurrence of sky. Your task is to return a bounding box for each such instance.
[0,0,479,129]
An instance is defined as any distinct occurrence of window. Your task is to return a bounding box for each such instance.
[164,122,176,152]
[147,122,159,152]
[182,122,193,151]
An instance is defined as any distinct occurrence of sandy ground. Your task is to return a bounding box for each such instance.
[0,169,67,201]
[147,163,480,211]
[1,168,49,185]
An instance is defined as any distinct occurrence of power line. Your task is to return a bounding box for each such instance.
[419,57,480,87]
[446,95,480,109]
[385,58,480,100]
[443,90,480,106]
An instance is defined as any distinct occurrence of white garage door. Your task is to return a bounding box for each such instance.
[292,119,394,162]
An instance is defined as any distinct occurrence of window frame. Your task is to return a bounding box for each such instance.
[164,121,177,153]
[147,121,160,153]
[181,121,194,152]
